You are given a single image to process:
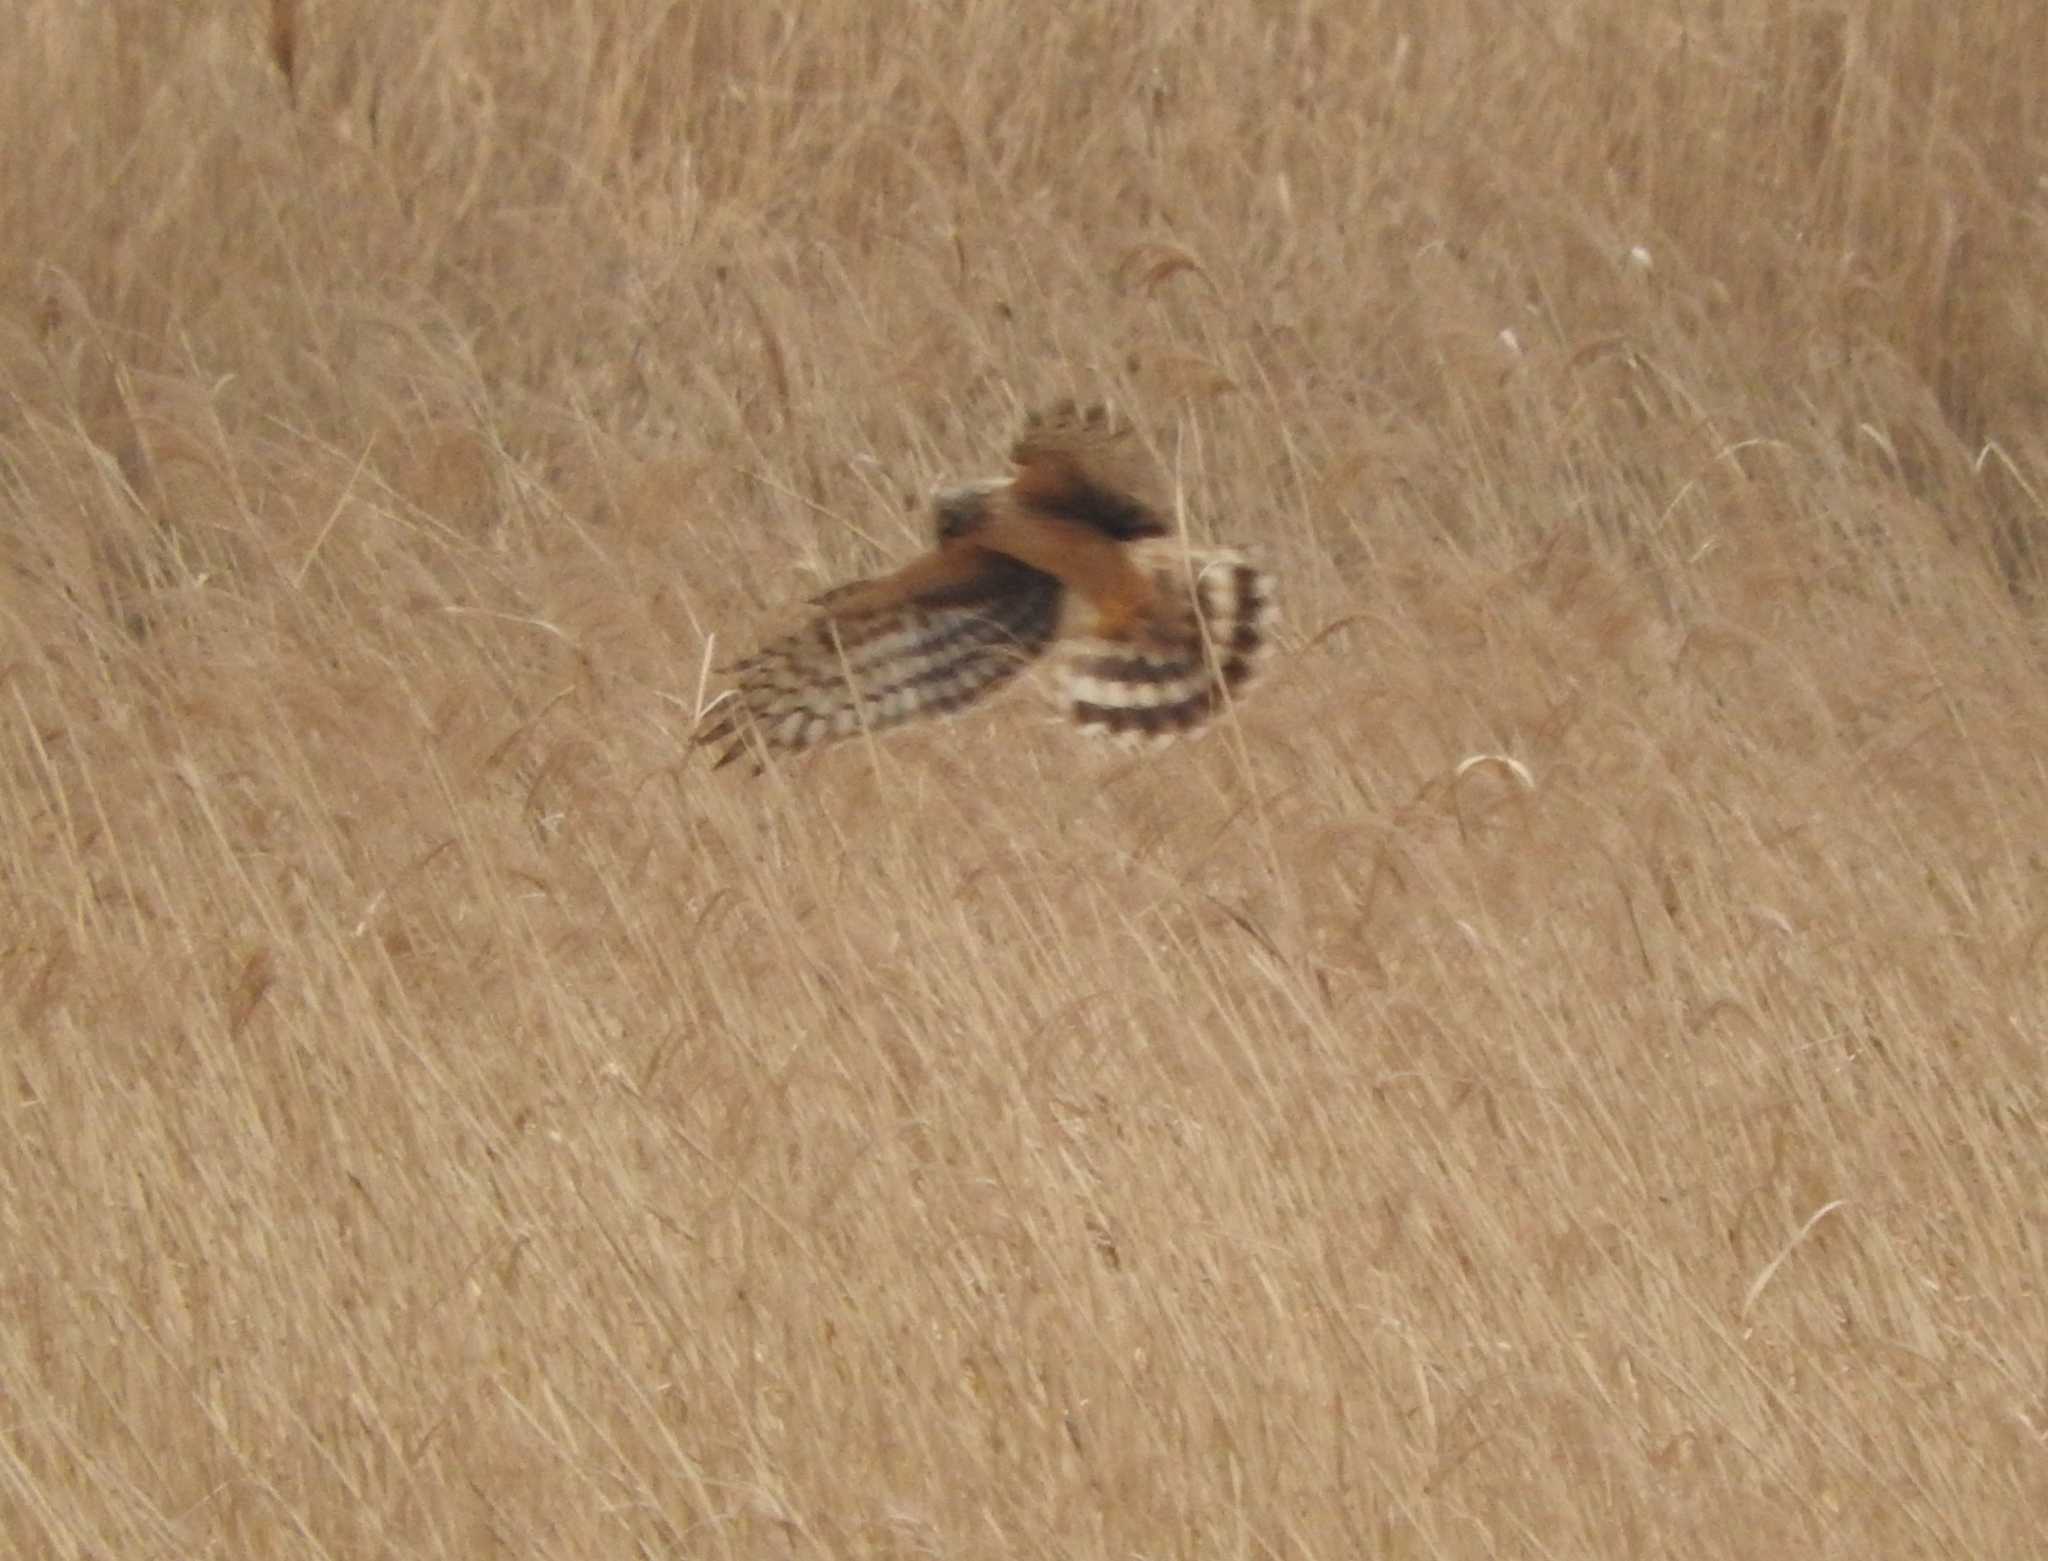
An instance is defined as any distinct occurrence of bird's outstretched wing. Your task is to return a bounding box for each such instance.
[1003,399,1171,540]
[692,544,1060,769]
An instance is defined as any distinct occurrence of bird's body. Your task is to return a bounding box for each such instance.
[695,402,1274,768]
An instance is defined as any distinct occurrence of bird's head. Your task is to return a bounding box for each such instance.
[931,479,1006,543]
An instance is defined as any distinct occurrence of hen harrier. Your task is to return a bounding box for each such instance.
[694,401,1274,768]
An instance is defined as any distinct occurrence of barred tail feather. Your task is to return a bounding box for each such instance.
[1059,546,1274,744]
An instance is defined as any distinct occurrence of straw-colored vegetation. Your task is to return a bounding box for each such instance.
[5,1,2045,1555]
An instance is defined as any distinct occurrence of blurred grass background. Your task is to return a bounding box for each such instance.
[3,2,2044,1555]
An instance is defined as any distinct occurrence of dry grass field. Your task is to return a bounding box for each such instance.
[5,1,2046,1555]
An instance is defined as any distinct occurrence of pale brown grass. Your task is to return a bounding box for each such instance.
[4,2,2046,1556]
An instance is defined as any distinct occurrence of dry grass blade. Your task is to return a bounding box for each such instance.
[268,0,298,103]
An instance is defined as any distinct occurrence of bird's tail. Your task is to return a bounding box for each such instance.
[1058,543,1274,744]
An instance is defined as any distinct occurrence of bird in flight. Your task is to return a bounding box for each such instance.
[694,401,1274,769]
